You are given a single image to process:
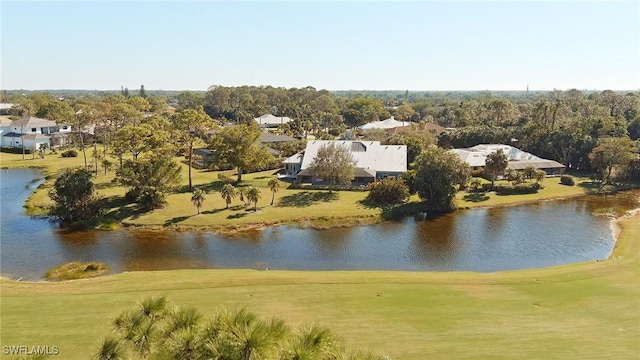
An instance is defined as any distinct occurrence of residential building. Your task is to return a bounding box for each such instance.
[0,117,71,149]
[285,140,407,185]
[254,113,291,128]
[450,144,565,174]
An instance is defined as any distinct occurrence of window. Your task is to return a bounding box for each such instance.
[31,128,37,132]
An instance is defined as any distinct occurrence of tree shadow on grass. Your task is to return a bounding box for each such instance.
[227,212,248,219]
[100,195,144,221]
[462,193,490,203]
[276,191,338,208]
[164,216,191,226]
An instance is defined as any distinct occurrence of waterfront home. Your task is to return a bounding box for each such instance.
[0,117,72,150]
[285,140,407,185]
[450,144,565,174]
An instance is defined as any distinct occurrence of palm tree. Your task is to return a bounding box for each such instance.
[279,324,343,360]
[268,178,280,206]
[484,149,508,188]
[218,308,288,360]
[94,336,125,360]
[191,189,206,214]
[219,184,237,209]
[246,186,261,211]
[238,186,250,206]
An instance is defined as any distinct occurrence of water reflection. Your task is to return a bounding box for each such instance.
[1,169,638,280]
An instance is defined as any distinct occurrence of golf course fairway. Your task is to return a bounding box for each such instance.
[1,212,638,359]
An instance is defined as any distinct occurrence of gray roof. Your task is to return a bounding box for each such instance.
[23,133,50,141]
[9,117,58,129]
[260,133,296,143]
[254,114,292,126]
[193,148,214,157]
[300,140,407,173]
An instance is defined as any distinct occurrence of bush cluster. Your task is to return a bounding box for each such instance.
[494,182,542,195]
[61,149,78,157]
[560,174,575,186]
[1,146,32,154]
[366,178,410,205]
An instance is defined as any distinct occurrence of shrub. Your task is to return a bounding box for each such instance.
[366,178,410,205]
[560,174,575,186]
[1,146,32,154]
[471,168,484,178]
[400,170,417,194]
[61,149,78,157]
[45,261,109,281]
[494,182,542,195]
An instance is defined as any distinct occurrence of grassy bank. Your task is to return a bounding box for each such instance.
[1,151,600,231]
[1,212,638,359]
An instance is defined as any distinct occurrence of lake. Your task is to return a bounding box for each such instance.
[1,168,638,280]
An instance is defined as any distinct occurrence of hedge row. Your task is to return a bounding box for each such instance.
[494,182,542,195]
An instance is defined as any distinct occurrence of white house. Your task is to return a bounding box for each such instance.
[0,103,13,115]
[254,114,292,128]
[286,140,407,185]
[450,144,565,174]
[1,117,71,150]
[358,117,410,130]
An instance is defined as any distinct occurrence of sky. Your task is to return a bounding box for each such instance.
[1,1,639,91]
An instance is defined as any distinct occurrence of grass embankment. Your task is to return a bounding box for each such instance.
[44,262,109,281]
[1,151,599,231]
[1,212,638,359]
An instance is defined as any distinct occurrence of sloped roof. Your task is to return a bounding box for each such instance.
[359,117,411,130]
[300,140,407,173]
[23,133,50,141]
[254,113,291,125]
[260,132,296,143]
[282,152,303,164]
[9,117,57,129]
[450,144,564,169]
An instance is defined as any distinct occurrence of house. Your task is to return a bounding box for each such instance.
[0,117,71,149]
[450,144,565,175]
[0,103,13,115]
[358,117,410,130]
[259,132,296,145]
[254,114,291,128]
[285,140,407,185]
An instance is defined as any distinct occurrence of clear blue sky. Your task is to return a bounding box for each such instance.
[2,1,639,91]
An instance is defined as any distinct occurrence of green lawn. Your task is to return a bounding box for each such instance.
[2,151,638,358]
[1,150,595,230]
[1,213,638,359]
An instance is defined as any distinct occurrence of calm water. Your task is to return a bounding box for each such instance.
[1,168,638,280]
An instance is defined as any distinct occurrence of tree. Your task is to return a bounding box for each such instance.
[366,178,409,205]
[484,149,508,188]
[208,123,269,182]
[341,97,391,128]
[139,85,146,98]
[70,104,94,169]
[588,136,638,184]
[268,178,280,205]
[98,295,386,360]
[246,186,261,211]
[191,189,206,214]
[173,108,216,191]
[394,103,416,123]
[48,168,105,224]
[414,146,470,210]
[220,183,237,209]
[115,157,182,210]
[307,142,357,192]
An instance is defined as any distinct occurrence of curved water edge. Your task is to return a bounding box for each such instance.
[1,168,639,281]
